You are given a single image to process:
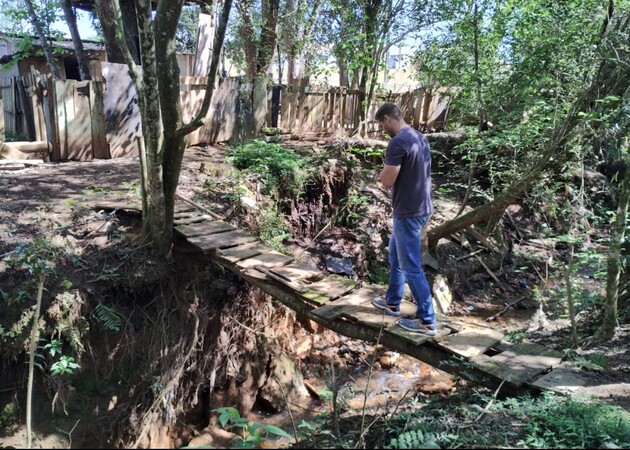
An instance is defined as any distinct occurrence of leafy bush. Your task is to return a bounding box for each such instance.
[228,140,314,198]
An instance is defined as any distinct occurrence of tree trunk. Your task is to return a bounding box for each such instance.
[120,0,141,65]
[23,0,61,79]
[155,0,186,241]
[596,159,630,340]
[236,0,258,81]
[95,0,128,63]
[60,0,92,80]
[256,0,280,76]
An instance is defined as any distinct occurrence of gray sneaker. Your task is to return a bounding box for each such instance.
[398,318,437,336]
[372,297,401,316]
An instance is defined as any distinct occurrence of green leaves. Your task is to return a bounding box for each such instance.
[212,407,292,448]
[50,355,80,376]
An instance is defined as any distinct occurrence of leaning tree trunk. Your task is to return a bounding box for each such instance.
[23,0,61,79]
[60,0,92,80]
[596,161,630,340]
[428,24,630,251]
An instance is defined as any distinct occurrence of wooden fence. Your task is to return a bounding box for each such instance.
[0,68,453,161]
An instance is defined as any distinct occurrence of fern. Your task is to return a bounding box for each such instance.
[386,429,441,449]
[93,303,121,332]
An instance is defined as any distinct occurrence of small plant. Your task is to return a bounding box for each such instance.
[93,303,122,332]
[213,407,292,448]
[50,355,80,376]
[385,428,440,449]
[257,206,291,252]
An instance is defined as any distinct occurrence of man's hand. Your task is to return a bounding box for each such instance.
[379,164,401,189]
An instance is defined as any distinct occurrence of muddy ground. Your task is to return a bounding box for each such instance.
[0,142,628,448]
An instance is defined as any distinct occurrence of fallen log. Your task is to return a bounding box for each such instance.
[0,141,51,161]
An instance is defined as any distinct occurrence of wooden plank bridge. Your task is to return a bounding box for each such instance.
[96,197,579,397]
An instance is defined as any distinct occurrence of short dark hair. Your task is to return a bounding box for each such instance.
[375,103,402,122]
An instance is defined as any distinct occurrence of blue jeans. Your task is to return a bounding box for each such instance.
[385,214,436,324]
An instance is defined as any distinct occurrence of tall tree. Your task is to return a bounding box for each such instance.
[60,0,92,80]
[22,0,62,78]
[235,0,280,81]
[110,0,233,255]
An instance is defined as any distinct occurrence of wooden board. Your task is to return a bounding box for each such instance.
[216,242,272,263]
[343,299,417,328]
[269,263,324,282]
[174,203,196,214]
[174,214,215,225]
[175,221,235,238]
[300,275,357,304]
[437,326,504,358]
[530,362,588,394]
[187,230,258,251]
[311,286,386,319]
[236,252,294,269]
[474,342,564,385]
[383,324,446,346]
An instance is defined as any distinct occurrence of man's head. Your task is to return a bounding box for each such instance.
[375,103,405,136]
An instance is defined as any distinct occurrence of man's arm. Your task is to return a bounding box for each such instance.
[379,164,401,189]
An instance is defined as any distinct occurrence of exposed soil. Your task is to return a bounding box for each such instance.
[0,141,628,448]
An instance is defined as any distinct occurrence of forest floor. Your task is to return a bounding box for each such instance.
[0,142,628,448]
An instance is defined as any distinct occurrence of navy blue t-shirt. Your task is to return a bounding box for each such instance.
[384,127,433,218]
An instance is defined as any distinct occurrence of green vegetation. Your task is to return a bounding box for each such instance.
[228,140,316,198]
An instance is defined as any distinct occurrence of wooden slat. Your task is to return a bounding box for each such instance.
[187,230,258,250]
[269,263,323,282]
[530,362,587,394]
[175,221,235,238]
[173,214,215,225]
[311,285,386,319]
[253,265,308,292]
[236,252,294,269]
[342,298,417,328]
[174,203,196,214]
[437,326,504,358]
[385,323,452,345]
[473,342,564,385]
[216,242,272,263]
[300,275,357,304]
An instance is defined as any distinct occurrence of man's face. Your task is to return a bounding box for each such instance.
[379,115,394,136]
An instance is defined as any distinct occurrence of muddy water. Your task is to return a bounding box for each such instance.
[252,351,454,446]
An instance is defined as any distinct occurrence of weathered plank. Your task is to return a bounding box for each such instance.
[530,362,588,394]
[236,252,294,269]
[474,342,564,385]
[216,241,271,263]
[311,285,386,319]
[437,326,504,358]
[175,221,235,238]
[269,263,324,282]
[253,265,308,292]
[174,214,215,225]
[300,275,357,304]
[341,298,417,328]
[187,230,258,250]
[174,203,196,214]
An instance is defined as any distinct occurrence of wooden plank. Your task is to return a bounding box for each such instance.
[268,263,323,282]
[340,296,417,329]
[89,81,111,159]
[300,275,357,304]
[71,81,94,160]
[531,362,588,394]
[216,241,272,263]
[311,285,386,319]
[474,342,564,385]
[253,265,308,293]
[174,203,196,214]
[236,252,294,269]
[437,327,504,358]
[174,221,235,238]
[187,229,258,250]
[173,214,215,225]
[54,80,68,159]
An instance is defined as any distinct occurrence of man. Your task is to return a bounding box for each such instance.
[372,103,436,335]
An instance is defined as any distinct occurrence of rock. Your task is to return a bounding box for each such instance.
[240,195,258,210]
[432,275,453,316]
[325,255,354,276]
[378,351,400,369]
[258,352,308,413]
